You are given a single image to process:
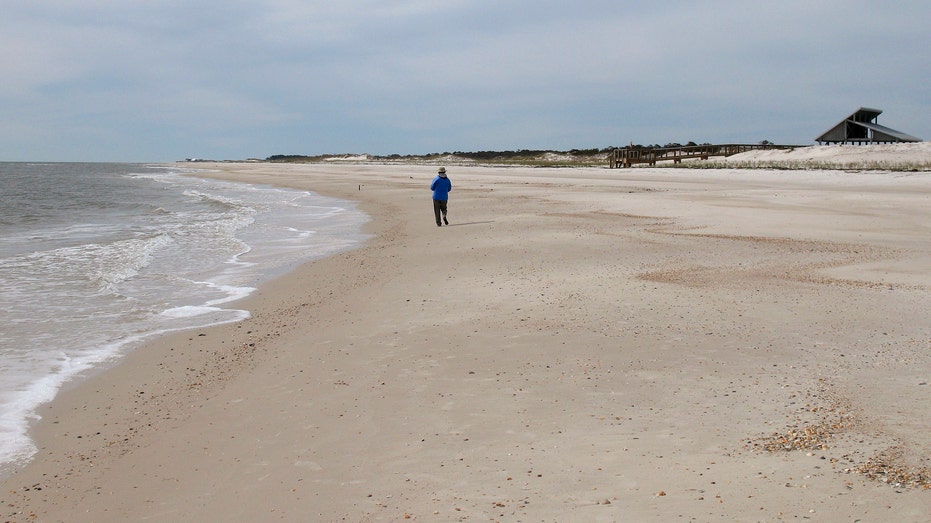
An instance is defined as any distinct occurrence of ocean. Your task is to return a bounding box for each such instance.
[0,162,369,474]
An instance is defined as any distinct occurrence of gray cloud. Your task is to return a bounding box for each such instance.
[1,0,928,161]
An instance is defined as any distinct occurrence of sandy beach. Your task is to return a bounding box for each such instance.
[3,160,930,521]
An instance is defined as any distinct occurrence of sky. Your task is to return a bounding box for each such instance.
[1,1,929,162]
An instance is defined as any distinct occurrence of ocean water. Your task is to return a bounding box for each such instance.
[0,162,369,474]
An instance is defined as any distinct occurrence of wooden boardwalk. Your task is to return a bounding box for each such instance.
[610,143,795,168]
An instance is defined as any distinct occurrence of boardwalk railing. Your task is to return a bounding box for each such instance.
[610,143,795,168]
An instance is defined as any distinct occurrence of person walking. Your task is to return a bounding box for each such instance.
[430,167,452,227]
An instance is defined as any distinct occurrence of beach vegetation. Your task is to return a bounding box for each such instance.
[647,158,931,171]
[264,148,615,168]
[265,143,931,171]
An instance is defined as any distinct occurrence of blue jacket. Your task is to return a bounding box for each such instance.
[431,176,452,200]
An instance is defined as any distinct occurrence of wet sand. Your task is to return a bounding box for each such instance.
[3,163,930,521]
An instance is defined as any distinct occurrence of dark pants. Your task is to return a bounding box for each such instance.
[433,199,447,225]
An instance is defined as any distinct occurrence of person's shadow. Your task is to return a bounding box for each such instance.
[443,220,495,227]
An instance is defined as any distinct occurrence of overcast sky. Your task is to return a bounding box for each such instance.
[2,1,928,162]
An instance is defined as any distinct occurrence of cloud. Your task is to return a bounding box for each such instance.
[0,0,928,160]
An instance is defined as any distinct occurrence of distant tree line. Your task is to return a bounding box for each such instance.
[430,148,613,160]
[264,142,776,163]
[266,154,334,162]
[265,148,615,162]
[625,140,775,149]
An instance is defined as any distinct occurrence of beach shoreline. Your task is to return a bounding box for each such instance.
[2,162,929,521]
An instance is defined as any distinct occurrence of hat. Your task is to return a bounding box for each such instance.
[437,167,446,174]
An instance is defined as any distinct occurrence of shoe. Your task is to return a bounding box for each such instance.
[443,216,449,225]
[437,223,442,227]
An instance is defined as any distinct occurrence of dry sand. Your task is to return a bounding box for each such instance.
[2,161,930,522]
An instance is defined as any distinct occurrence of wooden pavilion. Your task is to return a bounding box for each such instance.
[816,107,921,144]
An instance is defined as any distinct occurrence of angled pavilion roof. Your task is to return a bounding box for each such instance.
[815,108,921,144]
